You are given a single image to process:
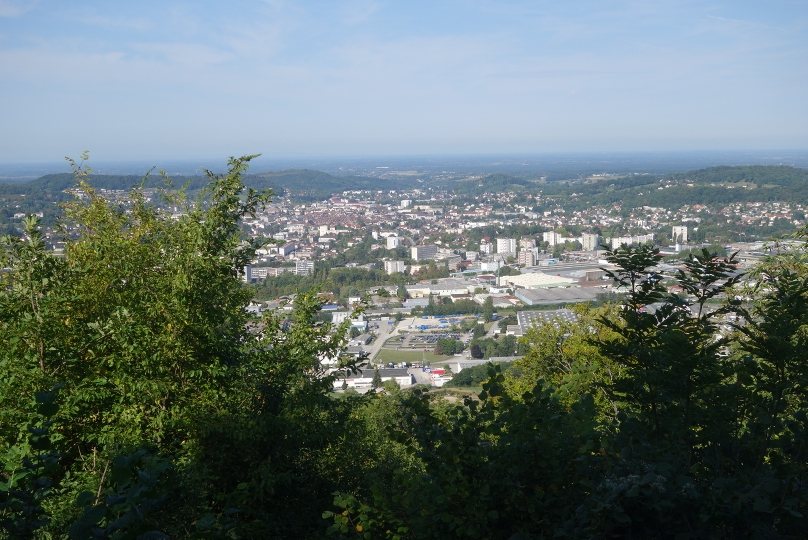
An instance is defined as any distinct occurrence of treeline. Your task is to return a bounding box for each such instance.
[446,173,539,195]
[671,164,808,187]
[253,265,407,301]
[444,361,514,387]
[558,165,808,212]
[416,298,481,317]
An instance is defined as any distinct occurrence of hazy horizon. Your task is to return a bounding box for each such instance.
[2,149,808,181]
[2,1,807,162]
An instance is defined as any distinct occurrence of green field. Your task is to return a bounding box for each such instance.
[373,348,453,364]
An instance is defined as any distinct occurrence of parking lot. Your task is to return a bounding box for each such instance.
[409,332,462,345]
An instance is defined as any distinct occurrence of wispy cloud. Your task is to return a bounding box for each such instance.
[0,0,37,17]
[341,0,380,25]
[73,14,153,31]
[1,0,807,159]
[129,42,233,66]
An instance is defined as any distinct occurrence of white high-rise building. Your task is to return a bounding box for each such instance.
[542,231,561,246]
[581,232,601,251]
[496,238,517,254]
[400,199,412,208]
[479,240,494,255]
[295,260,315,276]
[610,234,655,249]
[672,226,688,243]
[387,236,400,249]
[384,260,405,274]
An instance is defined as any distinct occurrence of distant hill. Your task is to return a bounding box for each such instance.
[0,169,414,203]
[553,165,808,210]
[450,173,537,195]
[669,165,808,188]
[246,170,412,200]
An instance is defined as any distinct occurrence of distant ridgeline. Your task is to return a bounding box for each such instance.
[0,169,411,201]
[542,165,808,211]
[445,173,538,195]
[1,165,807,235]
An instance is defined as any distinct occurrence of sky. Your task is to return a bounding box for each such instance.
[1,0,807,162]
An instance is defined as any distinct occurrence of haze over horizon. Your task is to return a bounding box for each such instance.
[2,1,807,162]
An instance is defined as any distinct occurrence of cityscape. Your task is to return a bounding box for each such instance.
[2,1,808,537]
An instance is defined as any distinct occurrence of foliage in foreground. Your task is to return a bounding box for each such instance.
[328,243,808,539]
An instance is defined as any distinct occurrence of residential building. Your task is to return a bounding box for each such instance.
[518,250,537,266]
[581,232,601,251]
[542,231,561,246]
[411,244,438,261]
[384,260,405,274]
[295,260,314,276]
[609,234,654,249]
[496,237,517,255]
[672,226,688,243]
[386,236,400,249]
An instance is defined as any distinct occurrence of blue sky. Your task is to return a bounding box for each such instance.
[1,0,807,161]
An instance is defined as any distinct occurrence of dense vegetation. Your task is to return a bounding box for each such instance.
[448,173,539,195]
[2,159,808,539]
[550,165,808,212]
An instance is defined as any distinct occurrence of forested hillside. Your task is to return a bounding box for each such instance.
[1,158,807,538]
[0,169,408,200]
[447,173,540,195]
[553,165,808,211]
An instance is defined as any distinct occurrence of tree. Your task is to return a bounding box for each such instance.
[0,155,375,537]
[371,368,383,389]
[397,284,409,300]
[483,296,494,322]
[470,344,483,358]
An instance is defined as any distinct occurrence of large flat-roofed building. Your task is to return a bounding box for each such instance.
[515,309,579,334]
[411,245,438,261]
[514,287,601,307]
[387,236,400,249]
[335,368,413,390]
[498,272,576,289]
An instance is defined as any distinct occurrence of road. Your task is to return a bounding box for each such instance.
[363,318,400,362]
